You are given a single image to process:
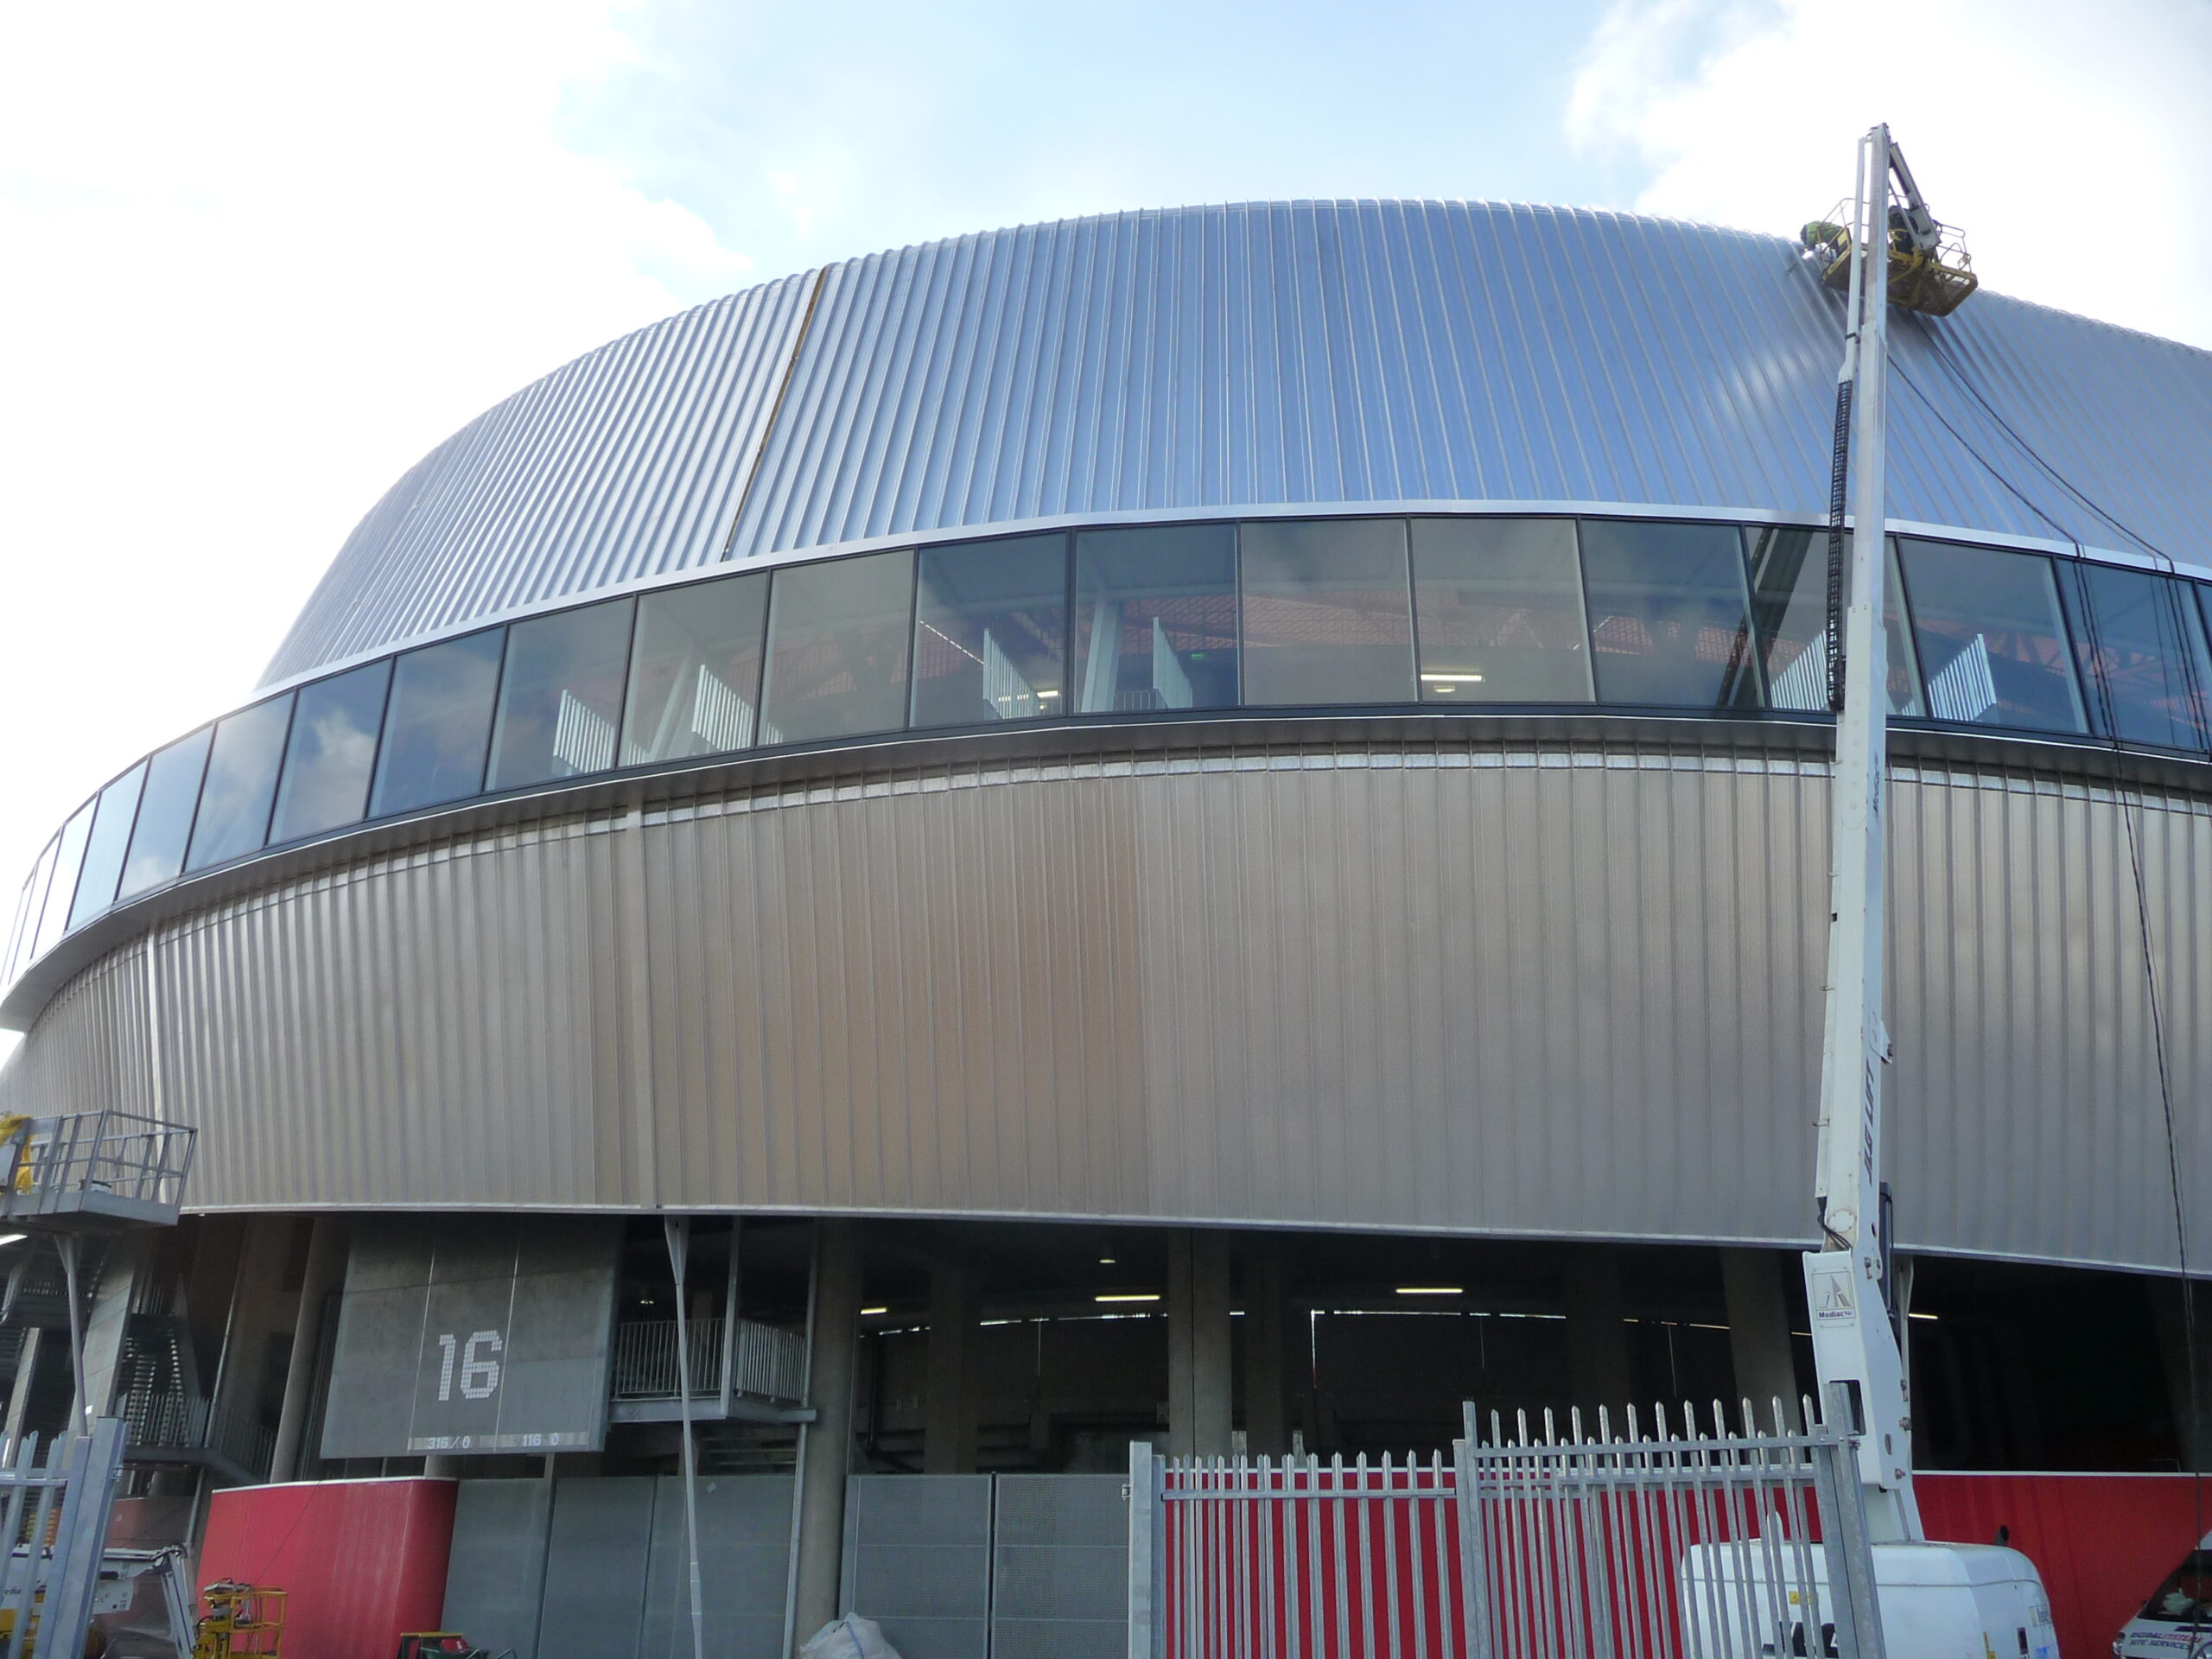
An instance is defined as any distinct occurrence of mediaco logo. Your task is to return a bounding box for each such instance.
[434,1328,505,1401]
[1812,1272,1855,1324]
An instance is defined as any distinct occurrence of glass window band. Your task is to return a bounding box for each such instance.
[22,514,2212,984]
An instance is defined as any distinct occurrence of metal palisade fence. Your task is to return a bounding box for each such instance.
[1128,1385,1884,1658]
[0,1422,129,1659]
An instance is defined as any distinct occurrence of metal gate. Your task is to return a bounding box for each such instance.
[1128,1444,1465,1657]
[1128,1393,1884,1659]
[1459,1395,1883,1659]
[0,1421,130,1659]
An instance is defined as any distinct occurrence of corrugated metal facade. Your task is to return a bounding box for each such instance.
[6,742,2204,1274]
[263,273,817,682]
[263,201,2212,683]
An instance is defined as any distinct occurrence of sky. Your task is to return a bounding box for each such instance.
[3,0,2209,1048]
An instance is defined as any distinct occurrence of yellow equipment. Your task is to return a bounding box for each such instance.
[190,1582,284,1659]
[1801,140,1977,317]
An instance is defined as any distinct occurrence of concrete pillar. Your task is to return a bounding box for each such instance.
[791,1220,863,1651]
[269,1219,348,1483]
[1722,1248,1804,1433]
[1240,1243,1287,1457]
[1565,1249,1631,1412]
[1167,1230,1232,1459]
[3,1329,42,1447]
[208,1217,300,1476]
[75,1234,149,1427]
[923,1257,978,1474]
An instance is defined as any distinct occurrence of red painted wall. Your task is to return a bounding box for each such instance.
[199,1478,457,1659]
[1921,1472,2206,1657]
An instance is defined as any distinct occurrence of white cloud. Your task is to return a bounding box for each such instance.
[1567,0,2212,349]
[0,0,753,1042]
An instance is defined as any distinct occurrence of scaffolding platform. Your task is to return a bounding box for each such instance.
[0,1110,196,1234]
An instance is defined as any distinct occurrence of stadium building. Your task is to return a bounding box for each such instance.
[3,200,2210,1655]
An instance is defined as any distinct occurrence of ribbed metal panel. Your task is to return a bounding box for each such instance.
[264,201,2212,683]
[733,201,2212,561]
[0,939,154,1122]
[261,273,817,683]
[3,741,2204,1274]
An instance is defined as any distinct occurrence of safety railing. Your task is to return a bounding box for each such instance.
[114,1388,275,1483]
[731,1319,807,1403]
[611,1316,806,1405]
[0,1110,195,1226]
[613,1318,723,1400]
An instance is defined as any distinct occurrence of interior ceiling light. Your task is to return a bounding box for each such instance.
[861,1306,888,1316]
[1098,1256,1116,1265]
[1096,1292,1160,1303]
[1395,1286,1464,1296]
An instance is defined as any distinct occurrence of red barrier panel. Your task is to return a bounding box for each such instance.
[199,1478,457,1659]
[1920,1471,2205,1657]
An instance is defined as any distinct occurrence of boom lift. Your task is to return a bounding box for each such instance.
[1799,125,2055,1654]
[1800,143,1979,319]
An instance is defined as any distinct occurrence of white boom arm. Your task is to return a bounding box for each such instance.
[1804,123,1923,1545]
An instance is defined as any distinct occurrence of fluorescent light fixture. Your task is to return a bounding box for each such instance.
[1395,1286,1463,1296]
[1907,1311,1938,1322]
[861,1306,888,1316]
[0,1235,22,1248]
[1420,673,1484,684]
[1098,1256,1116,1265]
[1096,1293,1160,1304]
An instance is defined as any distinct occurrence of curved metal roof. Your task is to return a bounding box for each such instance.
[262,199,2212,686]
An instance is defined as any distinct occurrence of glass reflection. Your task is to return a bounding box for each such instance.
[118,728,214,901]
[3,873,35,983]
[33,804,93,958]
[623,574,768,764]
[911,536,1067,728]
[69,763,148,930]
[1410,518,1591,702]
[1580,520,1763,709]
[488,599,634,791]
[187,696,296,872]
[1072,524,1239,713]
[10,842,57,981]
[2069,564,2212,751]
[1898,540,2086,734]
[1746,530,1923,716]
[272,661,392,843]
[760,550,915,744]
[371,629,505,816]
[1239,519,1415,704]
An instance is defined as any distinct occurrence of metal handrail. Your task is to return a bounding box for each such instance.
[612,1318,724,1400]
[112,1388,274,1482]
[0,1110,195,1219]
[611,1317,806,1404]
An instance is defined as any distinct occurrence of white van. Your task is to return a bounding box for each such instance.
[2114,1538,2212,1657]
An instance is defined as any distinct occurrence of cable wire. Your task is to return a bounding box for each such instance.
[1907,316,2178,567]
